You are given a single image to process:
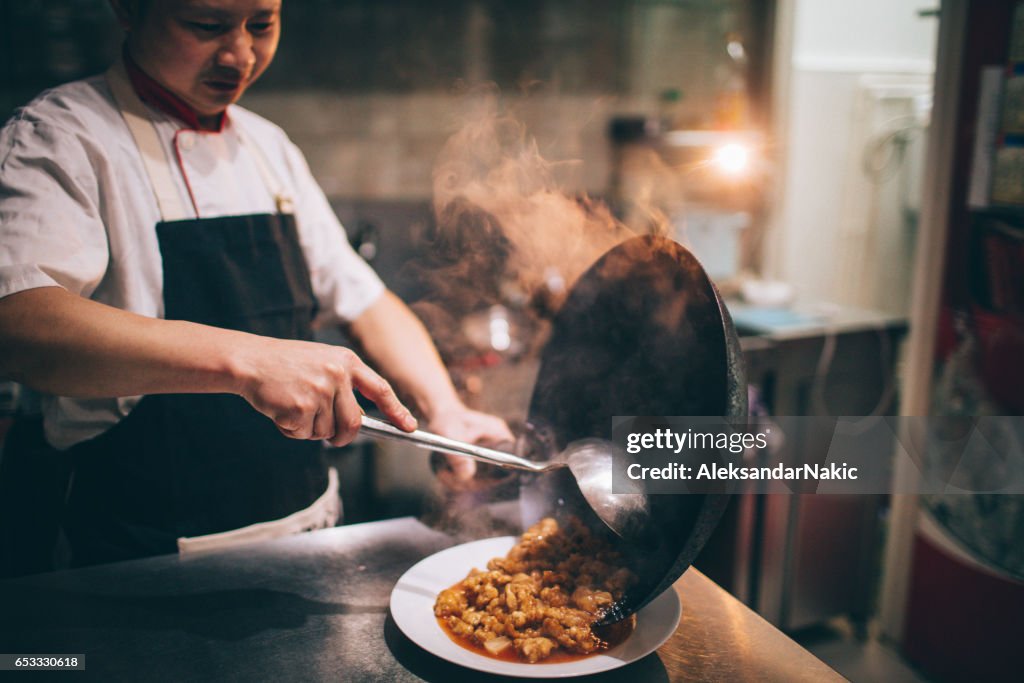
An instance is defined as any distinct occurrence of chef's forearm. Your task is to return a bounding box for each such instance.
[0,286,247,398]
[346,290,463,421]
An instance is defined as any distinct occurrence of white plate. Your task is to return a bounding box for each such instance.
[390,536,681,678]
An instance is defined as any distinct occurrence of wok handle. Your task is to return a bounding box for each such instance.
[359,415,547,472]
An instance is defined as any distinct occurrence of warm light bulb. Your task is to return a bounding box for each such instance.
[489,315,511,351]
[713,142,750,176]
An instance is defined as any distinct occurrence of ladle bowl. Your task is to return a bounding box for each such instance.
[358,416,652,543]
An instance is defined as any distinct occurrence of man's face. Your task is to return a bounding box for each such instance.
[119,0,282,121]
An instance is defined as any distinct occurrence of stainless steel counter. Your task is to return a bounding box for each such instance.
[0,517,841,682]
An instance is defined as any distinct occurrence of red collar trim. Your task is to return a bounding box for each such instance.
[123,50,227,133]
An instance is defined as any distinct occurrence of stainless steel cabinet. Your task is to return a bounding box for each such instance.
[700,308,907,632]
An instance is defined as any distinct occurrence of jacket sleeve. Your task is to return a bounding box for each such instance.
[0,117,109,301]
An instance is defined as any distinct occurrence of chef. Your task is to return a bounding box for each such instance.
[0,0,510,565]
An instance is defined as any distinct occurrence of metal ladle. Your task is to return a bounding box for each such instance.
[359,414,651,542]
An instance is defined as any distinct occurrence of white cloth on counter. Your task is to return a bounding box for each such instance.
[176,467,342,556]
[0,74,385,450]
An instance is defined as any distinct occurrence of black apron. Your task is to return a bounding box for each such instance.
[61,64,329,566]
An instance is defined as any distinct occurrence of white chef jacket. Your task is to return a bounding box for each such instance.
[0,71,385,450]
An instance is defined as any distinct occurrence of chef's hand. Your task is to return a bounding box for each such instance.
[235,337,417,447]
[427,403,514,486]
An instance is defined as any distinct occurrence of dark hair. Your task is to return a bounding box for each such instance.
[111,0,150,26]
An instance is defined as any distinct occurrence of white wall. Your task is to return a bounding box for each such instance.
[766,0,937,311]
[794,0,937,72]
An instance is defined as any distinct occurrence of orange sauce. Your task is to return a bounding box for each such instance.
[437,612,636,664]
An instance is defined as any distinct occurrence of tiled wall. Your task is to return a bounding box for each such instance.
[2,0,760,204]
[243,90,639,200]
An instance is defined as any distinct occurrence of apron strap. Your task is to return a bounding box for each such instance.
[105,61,190,222]
[237,131,296,215]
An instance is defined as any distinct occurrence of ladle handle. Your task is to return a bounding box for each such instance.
[359,415,546,472]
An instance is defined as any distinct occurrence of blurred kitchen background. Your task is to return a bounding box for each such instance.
[1,1,1022,682]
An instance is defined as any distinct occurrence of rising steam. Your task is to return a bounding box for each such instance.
[422,86,666,322]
